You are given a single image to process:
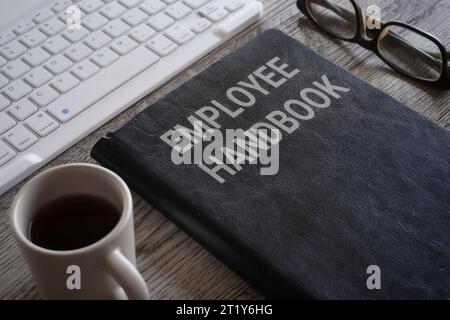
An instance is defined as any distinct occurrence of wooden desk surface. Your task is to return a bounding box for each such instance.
[1,0,449,299]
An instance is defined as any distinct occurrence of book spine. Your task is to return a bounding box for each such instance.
[91,136,312,299]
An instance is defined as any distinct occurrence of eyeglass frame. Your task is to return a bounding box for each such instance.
[296,0,450,90]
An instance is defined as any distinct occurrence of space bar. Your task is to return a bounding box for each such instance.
[47,47,160,122]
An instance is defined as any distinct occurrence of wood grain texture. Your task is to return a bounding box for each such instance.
[0,0,449,299]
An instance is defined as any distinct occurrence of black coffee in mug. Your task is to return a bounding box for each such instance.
[29,194,121,251]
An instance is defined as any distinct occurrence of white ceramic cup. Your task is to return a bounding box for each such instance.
[9,163,149,300]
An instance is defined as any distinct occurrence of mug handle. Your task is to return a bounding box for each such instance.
[105,249,149,300]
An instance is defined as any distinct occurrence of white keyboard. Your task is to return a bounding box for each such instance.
[0,0,263,195]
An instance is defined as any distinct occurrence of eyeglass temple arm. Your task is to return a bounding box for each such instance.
[318,0,449,72]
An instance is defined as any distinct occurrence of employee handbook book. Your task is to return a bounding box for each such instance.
[92,29,450,299]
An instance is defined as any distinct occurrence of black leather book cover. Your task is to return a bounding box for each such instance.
[91,29,450,299]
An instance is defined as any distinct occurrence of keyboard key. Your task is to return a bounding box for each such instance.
[3,80,32,101]
[51,0,73,13]
[29,85,59,107]
[0,31,16,47]
[0,95,10,110]
[206,7,228,22]
[0,41,27,60]
[104,20,131,38]
[52,72,80,93]
[147,13,174,31]
[45,55,73,74]
[0,75,9,89]
[22,47,51,67]
[0,94,10,110]
[0,71,8,88]
[119,0,144,8]
[110,36,138,55]
[162,0,177,4]
[140,0,166,15]
[0,57,5,68]
[0,112,16,134]
[83,12,109,31]
[48,46,159,122]
[183,0,209,9]
[84,31,112,50]
[40,18,66,36]
[130,24,156,43]
[165,2,191,20]
[91,47,119,67]
[225,0,244,12]
[24,67,53,87]
[4,124,38,151]
[62,27,90,42]
[165,24,195,44]
[122,8,148,26]
[21,29,47,48]
[2,60,30,79]
[0,140,16,167]
[43,35,71,54]
[78,0,104,13]
[32,9,55,24]
[14,20,36,35]
[8,98,38,120]
[100,2,127,19]
[65,42,93,62]
[199,2,218,16]
[26,111,59,137]
[191,18,211,33]
[147,34,177,56]
[58,7,86,24]
[71,60,99,80]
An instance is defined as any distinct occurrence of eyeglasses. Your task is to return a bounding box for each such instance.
[296,0,450,90]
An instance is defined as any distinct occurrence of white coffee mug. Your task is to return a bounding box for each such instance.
[9,163,149,300]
